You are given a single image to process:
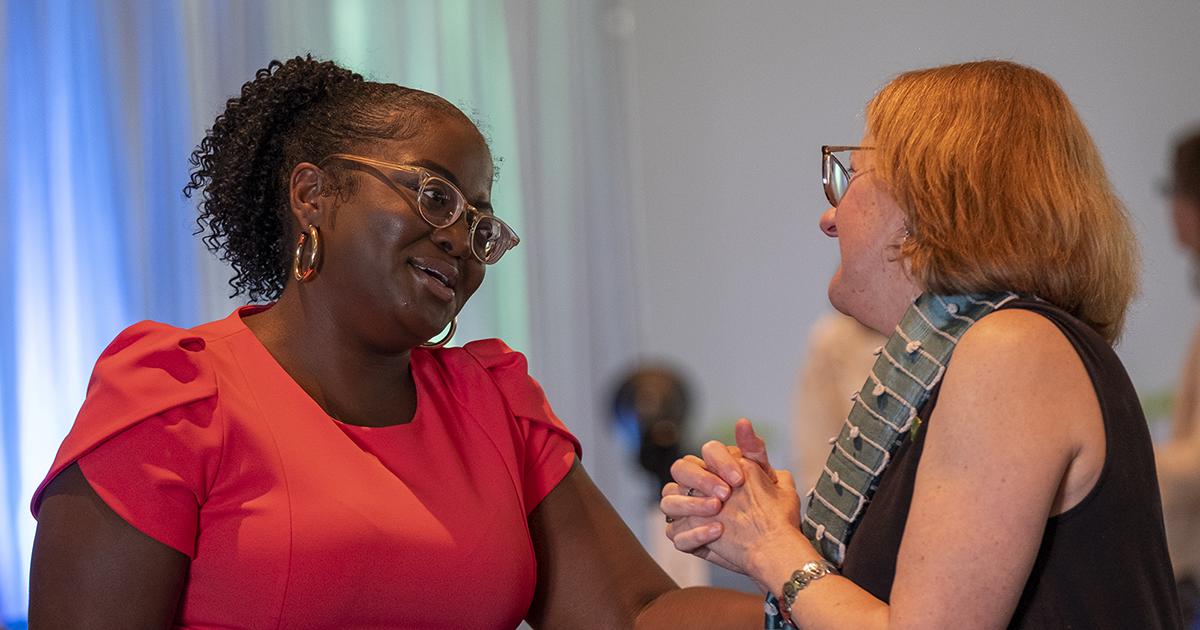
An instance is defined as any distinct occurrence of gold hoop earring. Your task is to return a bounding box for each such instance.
[293,225,321,282]
[421,317,457,349]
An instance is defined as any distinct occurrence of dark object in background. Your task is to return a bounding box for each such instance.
[612,366,692,490]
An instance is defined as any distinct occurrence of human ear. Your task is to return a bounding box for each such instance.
[289,163,326,229]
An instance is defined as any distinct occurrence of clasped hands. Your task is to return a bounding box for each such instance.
[660,418,807,593]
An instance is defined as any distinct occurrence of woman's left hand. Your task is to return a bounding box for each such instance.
[660,451,740,572]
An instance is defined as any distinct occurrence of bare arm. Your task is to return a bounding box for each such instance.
[525,458,762,630]
[882,309,1104,628]
[30,462,189,629]
[666,309,1105,630]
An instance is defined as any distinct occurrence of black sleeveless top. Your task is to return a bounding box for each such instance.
[839,297,1182,629]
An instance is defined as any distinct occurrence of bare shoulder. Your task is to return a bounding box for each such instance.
[932,306,1105,513]
[944,307,1092,405]
[954,307,1073,360]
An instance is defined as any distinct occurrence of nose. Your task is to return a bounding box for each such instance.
[431,213,474,260]
[820,207,838,237]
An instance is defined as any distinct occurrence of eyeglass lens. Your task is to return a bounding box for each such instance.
[823,152,851,207]
[465,210,510,265]
[414,176,461,227]
[415,173,517,265]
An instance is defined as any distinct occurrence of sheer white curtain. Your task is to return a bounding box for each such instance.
[0,1,643,624]
[501,0,653,541]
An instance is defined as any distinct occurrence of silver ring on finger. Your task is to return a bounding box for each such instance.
[686,487,696,497]
[665,515,675,523]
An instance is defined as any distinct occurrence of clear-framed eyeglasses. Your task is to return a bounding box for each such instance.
[822,145,875,207]
[319,153,520,265]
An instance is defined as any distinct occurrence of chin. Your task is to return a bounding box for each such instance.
[827,286,878,334]
[826,276,848,315]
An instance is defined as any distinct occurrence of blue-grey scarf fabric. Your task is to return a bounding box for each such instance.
[800,292,1018,566]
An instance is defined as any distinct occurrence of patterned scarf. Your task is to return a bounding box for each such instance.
[800,292,1017,566]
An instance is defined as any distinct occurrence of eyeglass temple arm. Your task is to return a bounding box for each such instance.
[822,145,875,154]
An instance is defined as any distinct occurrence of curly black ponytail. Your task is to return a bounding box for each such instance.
[185,55,477,302]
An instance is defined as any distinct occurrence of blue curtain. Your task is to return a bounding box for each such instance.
[0,0,195,622]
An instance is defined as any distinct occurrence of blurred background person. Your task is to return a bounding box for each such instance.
[793,312,887,500]
[1160,125,1200,629]
[613,364,711,587]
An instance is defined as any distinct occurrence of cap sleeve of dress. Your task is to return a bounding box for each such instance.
[30,320,219,555]
[461,338,582,510]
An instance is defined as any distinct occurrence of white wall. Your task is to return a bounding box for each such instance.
[615,0,1200,484]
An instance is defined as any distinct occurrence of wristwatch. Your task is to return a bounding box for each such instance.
[780,560,838,628]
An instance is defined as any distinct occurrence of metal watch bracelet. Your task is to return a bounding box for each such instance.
[780,560,838,628]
